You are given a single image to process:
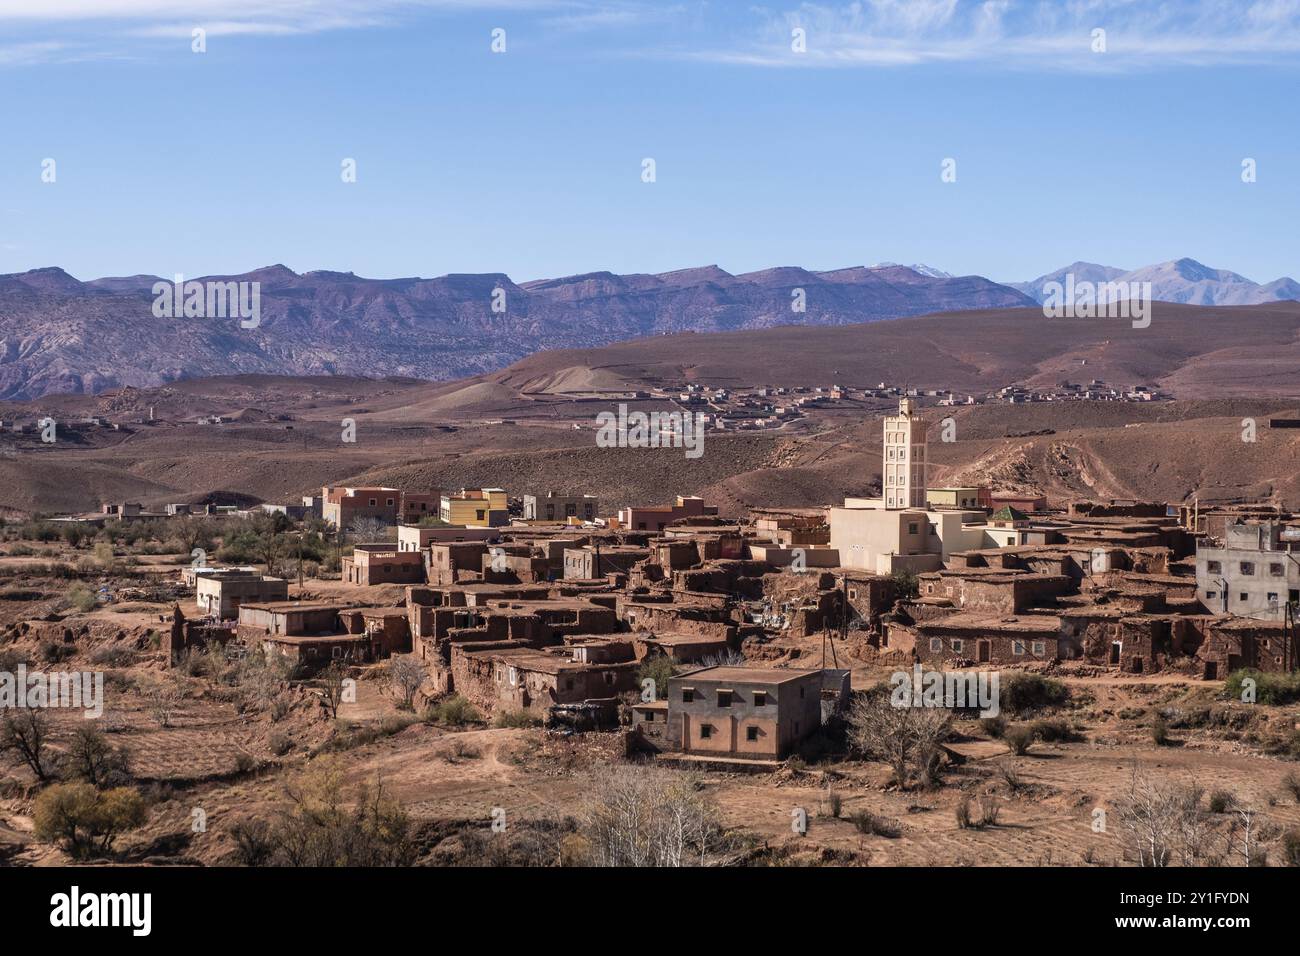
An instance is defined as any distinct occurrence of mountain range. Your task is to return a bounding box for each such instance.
[0,263,1029,401]
[0,256,1293,401]
[1010,257,1300,306]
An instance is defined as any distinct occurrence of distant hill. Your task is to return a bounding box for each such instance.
[1013,257,1300,306]
[490,300,1300,399]
[0,262,1031,401]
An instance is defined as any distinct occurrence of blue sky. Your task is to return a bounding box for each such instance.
[0,1,1297,285]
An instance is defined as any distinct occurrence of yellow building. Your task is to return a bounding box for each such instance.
[926,487,985,509]
[440,488,508,527]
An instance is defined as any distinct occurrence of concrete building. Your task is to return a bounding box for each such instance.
[616,496,717,533]
[926,486,988,510]
[524,492,598,523]
[665,666,824,760]
[440,488,509,527]
[1197,521,1300,620]
[194,570,288,618]
[341,545,426,586]
[322,486,401,528]
[396,525,498,552]
[882,398,928,509]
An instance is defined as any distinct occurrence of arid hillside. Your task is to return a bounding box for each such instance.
[1,302,1298,516]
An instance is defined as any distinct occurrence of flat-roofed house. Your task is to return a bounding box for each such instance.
[194,570,288,618]
[665,666,823,760]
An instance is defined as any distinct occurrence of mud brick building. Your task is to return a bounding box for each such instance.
[342,545,425,586]
[428,541,492,585]
[448,639,639,716]
[664,666,824,760]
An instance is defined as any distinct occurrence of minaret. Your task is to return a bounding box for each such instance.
[883,398,928,509]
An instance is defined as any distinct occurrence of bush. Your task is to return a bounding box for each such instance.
[89,645,136,668]
[1209,789,1235,813]
[268,733,293,757]
[1284,829,1300,867]
[67,585,97,613]
[851,809,900,837]
[33,783,147,858]
[1224,669,1300,706]
[1030,718,1077,743]
[493,709,542,729]
[636,655,675,702]
[824,790,843,819]
[1151,715,1172,747]
[1003,725,1035,756]
[425,695,480,727]
[955,795,973,829]
[999,673,1069,715]
[1284,771,1300,803]
[997,762,1024,794]
[977,794,1001,828]
[39,639,75,664]
[980,715,1007,739]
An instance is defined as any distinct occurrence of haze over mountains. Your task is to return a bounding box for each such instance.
[0,255,1293,401]
[1011,257,1300,306]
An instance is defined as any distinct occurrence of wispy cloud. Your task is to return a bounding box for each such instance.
[680,0,1300,71]
[3,1,1299,71]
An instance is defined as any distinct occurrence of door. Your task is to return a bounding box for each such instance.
[977,640,991,663]
[1109,642,1122,665]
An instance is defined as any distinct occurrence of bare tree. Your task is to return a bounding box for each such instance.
[1228,805,1278,867]
[143,676,182,728]
[583,765,727,867]
[0,710,55,781]
[63,725,132,788]
[348,516,389,543]
[387,656,426,711]
[847,692,952,788]
[1114,765,1212,867]
[319,662,349,719]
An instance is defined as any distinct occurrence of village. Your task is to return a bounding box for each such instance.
[1,397,1297,869]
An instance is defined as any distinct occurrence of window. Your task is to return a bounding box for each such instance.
[716,690,733,706]
[386,498,394,507]
[1012,640,1025,655]
[1206,591,1217,600]
[681,688,694,703]
[908,523,919,534]
[930,637,943,652]
[1267,593,1279,604]
[951,639,964,653]
[476,510,486,521]
[746,727,759,742]
[1271,563,1285,576]
[799,687,805,699]
[849,588,858,600]
[1206,560,1221,574]
[331,646,343,659]
[368,498,377,507]
[1240,593,1248,602]
[753,691,767,706]
[699,724,713,740]
[1240,562,1255,575]
[1032,641,1046,655]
